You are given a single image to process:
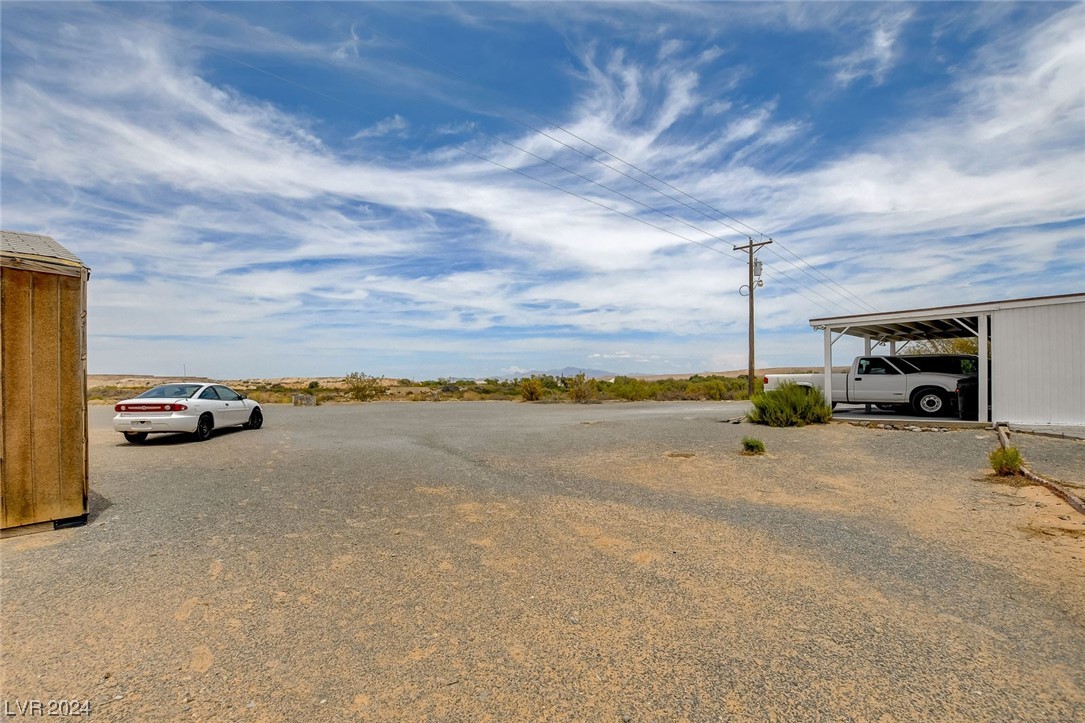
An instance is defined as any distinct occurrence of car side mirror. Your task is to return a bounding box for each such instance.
[239,394,247,400]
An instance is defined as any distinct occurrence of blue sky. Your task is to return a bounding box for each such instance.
[2,2,1082,379]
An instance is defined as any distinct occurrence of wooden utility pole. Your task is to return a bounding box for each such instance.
[733,237,772,398]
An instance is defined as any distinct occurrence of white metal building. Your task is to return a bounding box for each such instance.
[809,293,1085,426]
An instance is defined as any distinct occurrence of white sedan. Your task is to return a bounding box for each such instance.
[113,382,263,443]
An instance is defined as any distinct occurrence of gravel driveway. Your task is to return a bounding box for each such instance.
[3,402,1083,721]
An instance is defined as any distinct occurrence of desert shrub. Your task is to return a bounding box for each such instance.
[307,380,320,389]
[605,376,652,401]
[520,377,545,401]
[748,382,832,427]
[345,372,386,402]
[654,386,688,401]
[741,437,766,455]
[989,447,1023,476]
[248,390,292,404]
[701,379,729,401]
[567,373,597,403]
[88,385,146,402]
[536,374,562,390]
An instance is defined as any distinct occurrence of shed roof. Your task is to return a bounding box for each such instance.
[1,230,85,269]
[809,293,1085,342]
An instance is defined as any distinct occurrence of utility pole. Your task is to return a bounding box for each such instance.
[734,237,772,398]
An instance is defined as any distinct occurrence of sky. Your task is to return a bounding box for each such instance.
[2,1,1082,380]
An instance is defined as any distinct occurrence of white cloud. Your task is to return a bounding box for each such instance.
[830,11,913,87]
[350,114,409,140]
[1,4,1081,377]
[435,120,477,135]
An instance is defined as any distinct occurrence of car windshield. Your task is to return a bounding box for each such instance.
[136,384,204,399]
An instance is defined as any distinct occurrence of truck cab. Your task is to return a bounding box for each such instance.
[851,356,909,404]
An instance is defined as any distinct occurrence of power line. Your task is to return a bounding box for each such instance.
[177,1,851,313]
[100,1,846,316]
[480,139,850,313]
[314,0,876,312]
[459,148,839,315]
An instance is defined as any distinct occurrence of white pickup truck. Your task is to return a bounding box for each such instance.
[764,355,977,417]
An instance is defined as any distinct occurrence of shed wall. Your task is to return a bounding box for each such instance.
[1,265,88,529]
[991,300,1085,425]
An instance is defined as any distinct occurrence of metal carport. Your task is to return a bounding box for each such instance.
[810,293,1085,426]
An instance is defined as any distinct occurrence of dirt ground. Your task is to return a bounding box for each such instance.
[491,423,1084,618]
[2,403,1083,720]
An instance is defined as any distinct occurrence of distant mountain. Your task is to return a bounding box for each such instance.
[518,366,617,380]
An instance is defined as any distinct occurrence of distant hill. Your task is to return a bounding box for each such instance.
[519,366,617,380]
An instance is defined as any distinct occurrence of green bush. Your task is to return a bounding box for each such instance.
[307,380,320,389]
[989,447,1023,476]
[741,437,766,455]
[597,374,756,401]
[604,376,651,400]
[520,377,545,401]
[345,372,386,402]
[748,382,832,427]
[567,373,597,403]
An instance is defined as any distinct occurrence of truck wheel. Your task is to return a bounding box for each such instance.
[911,389,948,417]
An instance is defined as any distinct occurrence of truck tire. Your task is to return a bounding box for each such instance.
[911,388,948,417]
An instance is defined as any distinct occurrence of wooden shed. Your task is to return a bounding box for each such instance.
[1,230,90,536]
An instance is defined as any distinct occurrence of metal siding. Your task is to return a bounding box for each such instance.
[992,301,1084,425]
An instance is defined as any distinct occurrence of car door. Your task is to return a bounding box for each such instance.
[851,357,908,403]
[214,385,248,425]
[196,385,229,426]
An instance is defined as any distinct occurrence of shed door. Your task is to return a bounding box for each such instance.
[1,267,87,528]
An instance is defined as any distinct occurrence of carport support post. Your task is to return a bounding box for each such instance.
[863,336,872,413]
[978,313,989,423]
[823,328,833,415]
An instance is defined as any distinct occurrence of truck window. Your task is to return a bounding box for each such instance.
[890,357,921,373]
[859,358,899,375]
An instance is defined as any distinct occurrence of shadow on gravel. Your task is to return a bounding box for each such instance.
[112,426,249,447]
[87,489,112,523]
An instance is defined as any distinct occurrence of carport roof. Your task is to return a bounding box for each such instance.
[809,293,1085,342]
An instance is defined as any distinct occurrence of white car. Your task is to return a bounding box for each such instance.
[113,382,263,443]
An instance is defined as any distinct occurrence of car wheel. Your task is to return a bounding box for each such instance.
[244,408,263,430]
[911,389,948,417]
[194,413,214,441]
[124,432,148,444]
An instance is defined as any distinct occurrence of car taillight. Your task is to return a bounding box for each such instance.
[762,376,768,385]
[114,403,187,412]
